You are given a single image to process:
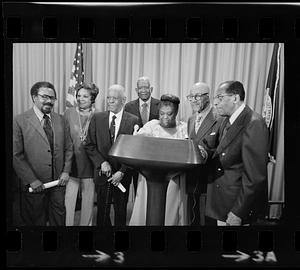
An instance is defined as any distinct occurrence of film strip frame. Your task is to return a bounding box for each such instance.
[3,2,300,267]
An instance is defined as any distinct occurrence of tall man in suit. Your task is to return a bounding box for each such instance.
[186,82,220,226]
[205,81,269,226]
[84,84,139,227]
[13,81,73,226]
[124,76,160,195]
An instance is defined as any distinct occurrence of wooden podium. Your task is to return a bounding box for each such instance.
[109,134,204,225]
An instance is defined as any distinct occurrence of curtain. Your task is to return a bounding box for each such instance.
[90,43,278,122]
[12,42,284,218]
[13,43,77,116]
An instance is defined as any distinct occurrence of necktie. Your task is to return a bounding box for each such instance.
[221,118,231,142]
[195,114,202,133]
[141,103,148,125]
[43,114,54,154]
[109,115,117,143]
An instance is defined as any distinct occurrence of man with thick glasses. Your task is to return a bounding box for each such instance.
[186,82,221,226]
[205,80,269,226]
[13,81,73,226]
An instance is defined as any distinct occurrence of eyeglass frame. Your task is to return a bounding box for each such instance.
[106,96,121,102]
[186,93,208,102]
[37,94,57,101]
[214,94,235,102]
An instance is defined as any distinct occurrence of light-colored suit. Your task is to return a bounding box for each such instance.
[13,108,73,226]
[13,108,73,186]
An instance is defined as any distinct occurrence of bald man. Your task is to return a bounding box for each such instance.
[85,84,139,227]
[125,76,160,128]
[124,76,160,195]
[186,82,222,226]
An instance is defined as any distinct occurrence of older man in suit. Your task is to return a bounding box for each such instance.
[124,76,160,195]
[205,81,269,226]
[186,82,221,226]
[13,81,73,226]
[84,84,139,227]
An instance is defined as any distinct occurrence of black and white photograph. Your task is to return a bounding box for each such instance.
[11,42,284,228]
[5,1,300,268]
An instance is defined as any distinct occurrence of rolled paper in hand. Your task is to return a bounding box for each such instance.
[29,180,59,193]
[117,183,126,193]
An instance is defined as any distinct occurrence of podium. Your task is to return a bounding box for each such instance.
[109,134,204,225]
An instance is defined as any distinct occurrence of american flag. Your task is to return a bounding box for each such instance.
[66,43,84,108]
[262,43,282,163]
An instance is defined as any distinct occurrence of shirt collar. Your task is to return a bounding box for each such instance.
[109,108,124,119]
[139,97,151,108]
[197,104,212,119]
[229,103,246,125]
[33,104,51,122]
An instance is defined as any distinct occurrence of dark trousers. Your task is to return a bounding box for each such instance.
[96,181,129,227]
[17,186,66,226]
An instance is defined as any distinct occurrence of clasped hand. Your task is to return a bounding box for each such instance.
[107,171,124,186]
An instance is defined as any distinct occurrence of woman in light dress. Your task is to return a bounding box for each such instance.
[129,94,189,226]
[64,83,99,226]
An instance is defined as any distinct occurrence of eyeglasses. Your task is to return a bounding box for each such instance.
[214,94,234,102]
[37,94,57,101]
[186,93,208,102]
[106,96,119,101]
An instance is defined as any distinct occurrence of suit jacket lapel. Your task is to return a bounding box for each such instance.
[149,97,157,119]
[104,111,111,145]
[133,99,142,120]
[216,106,250,153]
[196,109,216,140]
[188,114,196,138]
[27,108,49,144]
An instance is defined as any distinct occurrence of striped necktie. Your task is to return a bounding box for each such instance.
[221,118,231,142]
[43,114,54,153]
[141,103,148,125]
[195,114,202,133]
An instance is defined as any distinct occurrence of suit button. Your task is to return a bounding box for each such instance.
[48,164,51,167]
[48,150,51,152]
[217,168,222,171]
[216,184,220,188]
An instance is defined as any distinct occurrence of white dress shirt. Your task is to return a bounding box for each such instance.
[229,103,246,125]
[109,109,124,142]
[33,104,52,126]
[195,104,212,131]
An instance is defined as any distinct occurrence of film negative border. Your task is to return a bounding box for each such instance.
[3,2,300,268]
[2,3,300,41]
[5,227,300,267]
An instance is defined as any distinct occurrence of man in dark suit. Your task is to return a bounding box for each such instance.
[186,82,220,226]
[84,84,139,227]
[205,80,269,226]
[124,76,160,195]
[13,81,73,226]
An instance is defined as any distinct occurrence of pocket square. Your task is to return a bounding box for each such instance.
[210,132,216,135]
